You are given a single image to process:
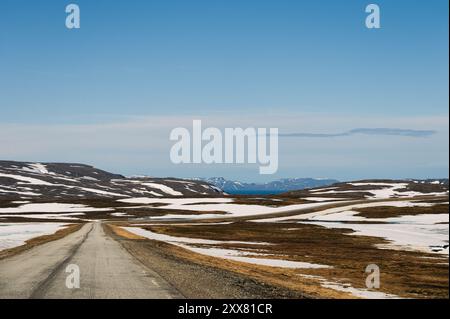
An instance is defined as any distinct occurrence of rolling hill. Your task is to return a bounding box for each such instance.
[0,160,223,200]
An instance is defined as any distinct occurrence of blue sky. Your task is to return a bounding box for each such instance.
[0,0,448,181]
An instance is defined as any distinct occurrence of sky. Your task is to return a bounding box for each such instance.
[0,0,448,182]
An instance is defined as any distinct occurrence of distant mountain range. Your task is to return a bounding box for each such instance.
[197,177,340,195]
[2,160,447,199]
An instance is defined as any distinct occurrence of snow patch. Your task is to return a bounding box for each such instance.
[0,203,113,214]
[140,183,183,196]
[119,197,347,219]
[123,227,330,269]
[0,223,68,250]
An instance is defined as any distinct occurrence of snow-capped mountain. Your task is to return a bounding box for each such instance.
[197,177,339,195]
[0,161,222,200]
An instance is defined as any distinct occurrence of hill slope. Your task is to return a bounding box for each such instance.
[279,179,449,200]
[0,161,222,200]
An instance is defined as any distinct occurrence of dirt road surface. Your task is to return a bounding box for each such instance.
[0,222,182,299]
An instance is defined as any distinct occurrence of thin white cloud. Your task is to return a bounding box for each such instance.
[0,113,448,180]
[280,128,436,138]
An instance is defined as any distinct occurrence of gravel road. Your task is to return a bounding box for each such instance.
[0,221,182,299]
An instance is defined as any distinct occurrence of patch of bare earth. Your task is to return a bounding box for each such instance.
[355,204,449,219]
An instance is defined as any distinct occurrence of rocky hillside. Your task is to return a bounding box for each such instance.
[279,179,449,200]
[0,161,222,200]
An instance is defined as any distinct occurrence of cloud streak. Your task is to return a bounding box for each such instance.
[280,128,436,138]
[0,115,447,180]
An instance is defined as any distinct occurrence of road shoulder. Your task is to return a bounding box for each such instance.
[106,224,306,299]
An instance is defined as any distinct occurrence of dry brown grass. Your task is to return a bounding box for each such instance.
[110,219,449,299]
[355,204,449,218]
[109,225,146,239]
[158,240,355,299]
[108,223,352,298]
